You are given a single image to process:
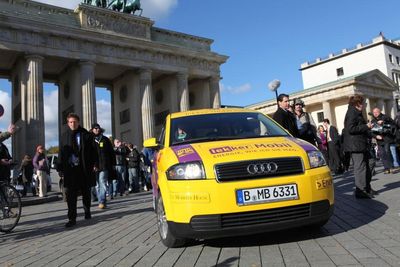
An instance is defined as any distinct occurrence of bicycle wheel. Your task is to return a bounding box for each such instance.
[0,184,22,233]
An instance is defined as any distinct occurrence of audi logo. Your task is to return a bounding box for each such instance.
[247,162,278,175]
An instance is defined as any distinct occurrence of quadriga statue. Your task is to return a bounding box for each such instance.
[83,0,107,8]
[108,0,143,16]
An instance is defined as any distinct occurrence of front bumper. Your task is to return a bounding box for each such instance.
[168,200,333,240]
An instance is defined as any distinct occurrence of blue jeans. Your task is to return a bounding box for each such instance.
[113,165,127,195]
[96,170,108,205]
[128,167,139,192]
[390,144,400,168]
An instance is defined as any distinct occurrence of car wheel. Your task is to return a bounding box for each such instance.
[156,194,186,248]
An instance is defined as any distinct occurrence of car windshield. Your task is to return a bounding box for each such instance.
[170,112,289,146]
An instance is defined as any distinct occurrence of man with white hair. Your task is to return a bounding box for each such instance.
[371,107,399,174]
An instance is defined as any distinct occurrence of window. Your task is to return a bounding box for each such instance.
[336,67,344,77]
[389,54,393,63]
[397,56,400,65]
[392,72,400,85]
[317,112,324,123]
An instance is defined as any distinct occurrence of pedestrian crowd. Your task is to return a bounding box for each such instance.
[0,113,155,228]
[273,93,400,199]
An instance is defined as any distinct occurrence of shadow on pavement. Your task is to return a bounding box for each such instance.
[200,170,388,248]
[0,196,154,244]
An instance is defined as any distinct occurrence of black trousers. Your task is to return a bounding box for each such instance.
[327,141,342,172]
[64,167,91,222]
[351,152,372,192]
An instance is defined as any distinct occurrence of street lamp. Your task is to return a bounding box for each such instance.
[268,79,281,105]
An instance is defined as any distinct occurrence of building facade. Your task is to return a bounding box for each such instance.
[248,70,397,133]
[301,33,400,95]
[0,0,228,161]
[248,34,400,132]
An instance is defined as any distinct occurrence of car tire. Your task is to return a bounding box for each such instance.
[156,194,186,248]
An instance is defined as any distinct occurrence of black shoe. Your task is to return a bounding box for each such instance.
[65,220,76,228]
[85,213,91,220]
[368,189,379,196]
[355,190,373,199]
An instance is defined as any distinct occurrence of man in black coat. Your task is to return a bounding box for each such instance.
[58,113,99,227]
[272,93,299,137]
[323,118,343,174]
[91,123,115,209]
[342,95,374,199]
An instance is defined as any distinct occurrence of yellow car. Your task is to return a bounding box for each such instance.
[144,108,334,247]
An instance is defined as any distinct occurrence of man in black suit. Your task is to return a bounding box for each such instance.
[272,93,299,137]
[58,113,99,228]
[323,118,343,174]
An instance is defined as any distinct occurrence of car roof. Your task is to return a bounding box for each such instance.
[170,108,260,119]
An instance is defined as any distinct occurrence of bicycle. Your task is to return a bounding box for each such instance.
[0,179,22,232]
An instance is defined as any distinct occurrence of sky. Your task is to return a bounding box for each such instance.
[0,0,399,148]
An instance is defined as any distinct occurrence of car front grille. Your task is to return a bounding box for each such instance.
[214,157,303,182]
[190,201,330,230]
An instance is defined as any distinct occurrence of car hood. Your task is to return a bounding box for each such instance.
[169,137,316,169]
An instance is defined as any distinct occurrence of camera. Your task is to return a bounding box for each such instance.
[371,123,395,135]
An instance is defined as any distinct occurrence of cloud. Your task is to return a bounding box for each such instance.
[36,0,177,20]
[0,90,12,149]
[142,0,177,19]
[220,83,252,94]
[43,90,59,147]
[96,99,112,137]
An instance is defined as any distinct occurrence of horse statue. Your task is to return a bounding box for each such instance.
[83,0,107,8]
[123,0,143,16]
[108,0,124,12]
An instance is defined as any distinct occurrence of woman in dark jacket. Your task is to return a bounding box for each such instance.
[19,155,35,197]
[342,94,374,198]
[33,145,50,198]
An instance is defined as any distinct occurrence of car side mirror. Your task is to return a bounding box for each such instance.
[143,138,160,149]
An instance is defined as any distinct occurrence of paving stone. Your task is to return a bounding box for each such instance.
[2,167,400,266]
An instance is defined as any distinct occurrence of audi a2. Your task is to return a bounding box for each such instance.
[144,108,334,247]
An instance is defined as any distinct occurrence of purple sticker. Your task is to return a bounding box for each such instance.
[171,144,202,163]
[287,137,316,152]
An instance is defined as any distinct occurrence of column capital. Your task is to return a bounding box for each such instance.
[210,75,221,83]
[79,60,96,67]
[25,54,44,61]
[177,72,188,79]
[139,69,152,80]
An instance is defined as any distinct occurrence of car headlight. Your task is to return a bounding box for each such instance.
[308,151,326,168]
[166,161,205,180]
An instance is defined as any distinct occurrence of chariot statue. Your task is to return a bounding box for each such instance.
[82,0,143,16]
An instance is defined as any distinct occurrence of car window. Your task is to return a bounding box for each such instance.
[170,112,288,146]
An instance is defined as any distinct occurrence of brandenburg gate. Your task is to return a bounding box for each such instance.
[0,0,228,161]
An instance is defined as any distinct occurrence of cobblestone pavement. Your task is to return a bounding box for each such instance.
[1,165,400,267]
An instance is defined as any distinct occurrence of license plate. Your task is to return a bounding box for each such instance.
[15,185,24,191]
[236,184,298,205]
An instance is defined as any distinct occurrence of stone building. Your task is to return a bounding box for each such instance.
[0,0,228,161]
[248,70,397,132]
[248,34,399,132]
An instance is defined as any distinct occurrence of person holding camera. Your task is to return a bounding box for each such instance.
[371,107,399,174]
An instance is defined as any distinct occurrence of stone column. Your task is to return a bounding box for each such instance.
[210,76,221,108]
[80,61,96,130]
[25,55,45,154]
[376,99,386,114]
[386,99,396,118]
[140,69,154,140]
[365,97,372,121]
[322,101,332,124]
[177,72,189,112]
